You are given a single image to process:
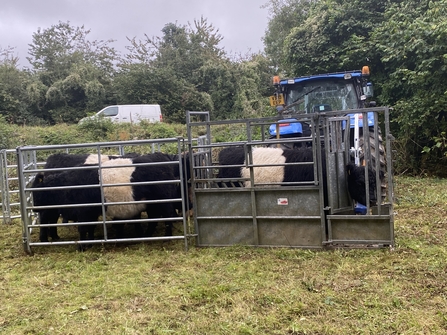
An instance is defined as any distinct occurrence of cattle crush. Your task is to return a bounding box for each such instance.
[13,108,394,253]
[186,108,394,248]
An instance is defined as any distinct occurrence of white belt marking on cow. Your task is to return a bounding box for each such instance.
[84,154,113,165]
[100,158,145,218]
[241,147,286,187]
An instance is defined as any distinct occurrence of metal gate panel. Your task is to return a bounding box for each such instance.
[17,138,191,254]
[1,149,36,224]
[195,190,252,216]
[327,214,393,244]
[194,187,324,247]
[194,189,254,246]
[327,204,393,244]
[321,109,394,246]
[254,188,320,216]
[252,187,323,247]
[197,218,256,246]
[257,218,322,247]
[324,116,354,214]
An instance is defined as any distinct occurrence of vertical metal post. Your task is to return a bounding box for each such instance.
[16,147,32,254]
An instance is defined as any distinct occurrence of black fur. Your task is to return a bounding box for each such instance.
[282,147,320,183]
[216,146,245,187]
[32,166,102,248]
[346,162,378,206]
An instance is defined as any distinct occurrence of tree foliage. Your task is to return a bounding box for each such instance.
[0,47,36,124]
[2,5,447,174]
[27,21,118,123]
[263,0,447,175]
[117,18,272,122]
[263,0,316,73]
[1,19,273,126]
[372,0,447,174]
[278,0,389,76]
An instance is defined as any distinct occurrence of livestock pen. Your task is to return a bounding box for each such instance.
[186,108,394,248]
[16,138,192,254]
[14,109,394,253]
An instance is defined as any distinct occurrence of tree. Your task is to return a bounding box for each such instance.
[119,19,240,122]
[0,47,37,124]
[372,0,447,175]
[281,0,390,76]
[263,0,315,73]
[27,22,118,123]
[113,64,213,123]
[232,54,276,119]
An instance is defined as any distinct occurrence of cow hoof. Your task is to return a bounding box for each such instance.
[77,244,92,252]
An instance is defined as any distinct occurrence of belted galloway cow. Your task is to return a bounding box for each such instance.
[217,146,378,206]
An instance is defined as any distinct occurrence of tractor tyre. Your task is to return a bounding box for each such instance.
[358,128,387,202]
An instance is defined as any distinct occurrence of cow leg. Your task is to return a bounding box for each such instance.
[145,222,158,237]
[161,205,178,237]
[77,210,98,251]
[49,226,60,241]
[114,223,125,238]
[39,210,60,242]
[55,214,68,240]
[77,224,96,251]
[112,213,143,238]
[77,225,89,251]
[164,222,173,236]
[39,227,49,243]
[134,222,144,237]
[86,225,96,240]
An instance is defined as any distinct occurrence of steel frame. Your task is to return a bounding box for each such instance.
[186,108,394,248]
[17,138,192,254]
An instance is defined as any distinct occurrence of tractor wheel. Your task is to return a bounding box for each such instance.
[358,128,387,201]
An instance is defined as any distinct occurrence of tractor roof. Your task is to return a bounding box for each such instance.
[280,71,362,85]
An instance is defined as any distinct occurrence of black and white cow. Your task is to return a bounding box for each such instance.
[32,152,190,249]
[217,146,378,206]
[217,146,317,187]
[36,152,139,242]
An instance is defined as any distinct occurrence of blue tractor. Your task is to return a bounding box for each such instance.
[268,66,386,207]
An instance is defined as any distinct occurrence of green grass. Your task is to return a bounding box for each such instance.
[1,176,447,334]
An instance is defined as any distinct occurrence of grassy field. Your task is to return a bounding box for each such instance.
[0,176,446,334]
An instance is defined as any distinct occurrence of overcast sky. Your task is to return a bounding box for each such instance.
[0,0,270,69]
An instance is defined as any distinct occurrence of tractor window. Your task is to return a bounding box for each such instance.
[286,80,359,113]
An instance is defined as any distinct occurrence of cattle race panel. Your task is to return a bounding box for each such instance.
[186,109,394,248]
[17,139,192,254]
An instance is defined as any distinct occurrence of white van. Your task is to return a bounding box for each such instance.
[79,104,162,124]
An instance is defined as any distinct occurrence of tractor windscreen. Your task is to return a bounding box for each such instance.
[285,79,359,114]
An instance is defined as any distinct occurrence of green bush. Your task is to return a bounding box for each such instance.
[0,120,256,151]
[0,120,18,149]
[77,117,117,142]
[139,121,180,139]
